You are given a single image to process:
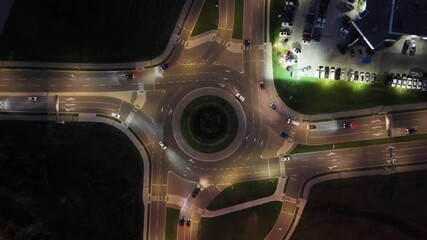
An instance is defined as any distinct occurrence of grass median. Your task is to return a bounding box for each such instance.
[192,0,219,36]
[199,201,282,240]
[207,178,278,211]
[232,0,244,39]
[291,133,427,154]
[165,208,180,240]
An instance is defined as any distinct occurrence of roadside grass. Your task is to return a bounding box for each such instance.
[199,201,282,240]
[165,208,180,240]
[232,0,244,39]
[269,0,283,44]
[273,51,427,114]
[291,133,427,154]
[207,178,278,211]
[291,170,427,239]
[192,0,219,36]
[0,0,185,62]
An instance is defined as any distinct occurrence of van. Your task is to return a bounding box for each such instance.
[287,119,300,126]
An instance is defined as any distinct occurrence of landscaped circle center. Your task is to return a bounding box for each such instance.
[181,95,238,153]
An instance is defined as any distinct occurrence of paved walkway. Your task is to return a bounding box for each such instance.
[202,177,287,218]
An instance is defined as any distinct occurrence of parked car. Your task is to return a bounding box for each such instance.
[307,125,316,129]
[402,40,410,54]
[409,40,416,56]
[337,44,346,54]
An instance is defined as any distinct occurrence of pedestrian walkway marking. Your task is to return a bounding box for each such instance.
[124,106,139,126]
[279,161,286,178]
[138,82,144,92]
[149,195,168,202]
[283,195,298,204]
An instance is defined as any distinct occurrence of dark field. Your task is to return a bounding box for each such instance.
[0,121,143,240]
[292,170,427,240]
[0,0,185,62]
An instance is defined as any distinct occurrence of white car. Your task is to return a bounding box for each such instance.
[315,68,320,78]
[235,92,245,102]
[279,29,289,37]
[111,112,120,118]
[280,156,291,162]
[159,141,168,150]
[27,96,38,102]
[320,67,325,78]
[315,22,324,28]
[392,78,397,87]
[292,48,301,55]
[329,67,335,80]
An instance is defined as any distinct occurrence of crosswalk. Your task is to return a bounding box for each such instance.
[176,37,188,47]
[124,106,139,126]
[242,44,266,51]
[138,82,144,93]
[149,195,168,202]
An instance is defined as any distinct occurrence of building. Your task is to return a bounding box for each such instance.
[352,0,427,49]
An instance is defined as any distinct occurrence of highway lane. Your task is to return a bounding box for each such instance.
[0,69,139,92]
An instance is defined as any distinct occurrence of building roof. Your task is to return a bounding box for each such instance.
[352,0,393,49]
[353,0,427,49]
[390,0,427,36]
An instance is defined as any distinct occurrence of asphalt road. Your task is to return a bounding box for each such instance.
[2,0,427,240]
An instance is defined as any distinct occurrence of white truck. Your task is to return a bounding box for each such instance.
[287,118,300,126]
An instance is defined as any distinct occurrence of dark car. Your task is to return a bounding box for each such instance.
[160,64,169,71]
[244,38,251,46]
[270,103,277,110]
[192,185,201,198]
[307,125,316,129]
[405,128,416,134]
[343,123,352,128]
[186,218,191,227]
[280,131,288,138]
[350,48,355,57]
[125,74,134,79]
[259,81,265,90]
[358,48,363,57]
[335,68,341,80]
[337,44,346,54]
[179,217,185,227]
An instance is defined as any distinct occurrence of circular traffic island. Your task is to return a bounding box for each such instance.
[181,95,238,153]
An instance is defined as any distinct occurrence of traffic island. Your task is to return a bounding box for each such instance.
[181,95,238,153]
[172,87,247,162]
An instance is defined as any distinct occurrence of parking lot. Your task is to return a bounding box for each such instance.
[277,0,427,85]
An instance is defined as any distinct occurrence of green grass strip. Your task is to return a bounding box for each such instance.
[232,0,244,39]
[199,201,283,240]
[192,0,219,36]
[165,208,180,240]
[207,178,278,210]
[291,133,427,154]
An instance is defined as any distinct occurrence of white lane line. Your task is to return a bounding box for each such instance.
[82,84,89,87]
[0,84,7,87]
[99,84,106,86]
[66,85,73,87]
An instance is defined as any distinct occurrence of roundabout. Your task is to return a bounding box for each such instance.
[172,87,247,162]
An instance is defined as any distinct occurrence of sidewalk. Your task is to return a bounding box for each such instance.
[202,177,287,218]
